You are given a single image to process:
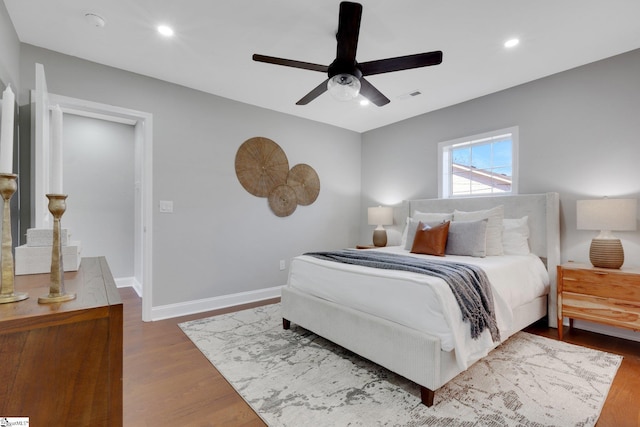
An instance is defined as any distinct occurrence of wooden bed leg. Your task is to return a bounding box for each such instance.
[282,318,291,330]
[420,386,435,407]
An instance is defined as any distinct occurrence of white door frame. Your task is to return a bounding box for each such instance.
[33,92,154,321]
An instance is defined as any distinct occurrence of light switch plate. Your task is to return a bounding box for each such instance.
[159,200,173,213]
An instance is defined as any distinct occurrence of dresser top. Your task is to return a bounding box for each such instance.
[0,257,121,330]
[561,261,640,275]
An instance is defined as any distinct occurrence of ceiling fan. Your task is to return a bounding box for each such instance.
[253,1,443,106]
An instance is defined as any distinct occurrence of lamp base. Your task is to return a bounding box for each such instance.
[373,229,387,247]
[589,238,624,269]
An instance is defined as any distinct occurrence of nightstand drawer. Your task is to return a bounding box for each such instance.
[562,267,633,284]
[562,280,640,303]
[563,292,640,330]
[558,263,640,339]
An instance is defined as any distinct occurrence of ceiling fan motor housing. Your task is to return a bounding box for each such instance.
[328,59,362,80]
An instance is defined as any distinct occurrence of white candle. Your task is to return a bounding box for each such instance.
[51,105,64,194]
[0,85,15,174]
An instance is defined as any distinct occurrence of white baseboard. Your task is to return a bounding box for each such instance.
[571,319,640,343]
[150,285,284,321]
[114,276,142,297]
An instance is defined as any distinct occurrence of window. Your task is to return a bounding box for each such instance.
[438,127,518,198]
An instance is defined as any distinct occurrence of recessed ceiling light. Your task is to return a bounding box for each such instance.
[85,13,106,28]
[360,99,370,106]
[504,38,520,48]
[157,25,174,37]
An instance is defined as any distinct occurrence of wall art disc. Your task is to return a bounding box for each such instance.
[268,184,297,217]
[287,163,320,206]
[235,137,289,197]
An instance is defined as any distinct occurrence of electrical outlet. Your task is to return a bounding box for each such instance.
[279,259,286,270]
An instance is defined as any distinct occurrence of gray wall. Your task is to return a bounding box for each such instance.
[0,1,19,87]
[361,48,640,268]
[17,44,362,308]
[63,114,135,278]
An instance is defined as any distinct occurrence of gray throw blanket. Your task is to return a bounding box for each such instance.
[305,249,500,342]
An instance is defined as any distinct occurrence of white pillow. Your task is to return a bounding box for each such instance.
[413,210,453,223]
[453,205,504,256]
[400,217,410,248]
[502,216,531,255]
[400,211,452,248]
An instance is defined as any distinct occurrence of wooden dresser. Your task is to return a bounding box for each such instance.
[0,257,122,426]
[557,262,640,340]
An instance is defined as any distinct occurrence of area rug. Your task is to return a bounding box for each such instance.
[179,304,622,426]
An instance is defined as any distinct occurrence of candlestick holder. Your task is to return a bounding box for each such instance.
[0,173,28,303]
[38,194,76,303]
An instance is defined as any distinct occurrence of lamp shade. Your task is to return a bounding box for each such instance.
[577,199,637,232]
[368,206,393,226]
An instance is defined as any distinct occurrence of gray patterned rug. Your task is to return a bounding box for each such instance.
[179,303,621,426]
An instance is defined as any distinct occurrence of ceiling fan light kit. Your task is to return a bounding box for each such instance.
[327,73,361,101]
[253,1,442,107]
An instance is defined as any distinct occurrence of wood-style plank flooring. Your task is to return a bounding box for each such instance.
[122,287,269,426]
[121,287,640,426]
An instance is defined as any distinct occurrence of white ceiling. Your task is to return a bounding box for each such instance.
[5,0,640,133]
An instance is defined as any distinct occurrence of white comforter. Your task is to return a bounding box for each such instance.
[286,246,549,369]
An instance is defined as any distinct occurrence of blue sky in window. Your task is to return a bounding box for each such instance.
[452,138,512,176]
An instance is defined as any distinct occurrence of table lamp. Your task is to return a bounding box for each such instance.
[368,206,393,247]
[577,198,637,269]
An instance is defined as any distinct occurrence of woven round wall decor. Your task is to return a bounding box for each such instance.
[268,184,298,217]
[287,164,320,206]
[235,137,289,197]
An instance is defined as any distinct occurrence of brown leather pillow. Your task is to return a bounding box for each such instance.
[410,221,450,256]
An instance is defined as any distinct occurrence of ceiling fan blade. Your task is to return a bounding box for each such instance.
[359,77,390,106]
[296,79,330,105]
[359,51,443,76]
[253,54,328,73]
[336,2,362,62]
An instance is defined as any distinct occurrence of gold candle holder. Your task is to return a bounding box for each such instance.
[0,173,28,303]
[38,194,76,303]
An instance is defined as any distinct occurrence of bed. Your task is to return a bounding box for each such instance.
[281,193,560,406]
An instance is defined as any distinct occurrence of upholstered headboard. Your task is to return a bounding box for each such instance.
[397,193,560,327]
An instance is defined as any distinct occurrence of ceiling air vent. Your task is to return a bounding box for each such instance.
[398,90,422,100]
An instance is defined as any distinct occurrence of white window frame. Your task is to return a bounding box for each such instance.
[438,126,519,198]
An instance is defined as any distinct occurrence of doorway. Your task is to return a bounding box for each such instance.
[33,91,153,321]
[63,114,135,279]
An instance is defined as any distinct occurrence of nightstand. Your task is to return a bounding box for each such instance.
[557,262,640,340]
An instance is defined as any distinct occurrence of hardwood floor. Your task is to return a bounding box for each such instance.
[122,287,269,426]
[122,287,640,426]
